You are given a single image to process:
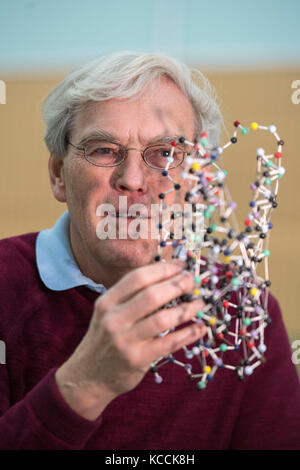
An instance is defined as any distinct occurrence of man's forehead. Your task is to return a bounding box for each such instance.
[72,111,196,145]
[72,80,196,142]
[76,128,190,146]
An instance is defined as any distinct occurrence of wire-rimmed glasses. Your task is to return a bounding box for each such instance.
[67,139,189,170]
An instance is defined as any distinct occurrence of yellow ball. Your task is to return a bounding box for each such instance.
[250,287,258,296]
[203,365,211,374]
[224,256,231,263]
[209,317,217,326]
[193,289,200,296]
[251,122,258,130]
[192,162,201,171]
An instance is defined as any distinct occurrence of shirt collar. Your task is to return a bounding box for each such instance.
[36,211,106,294]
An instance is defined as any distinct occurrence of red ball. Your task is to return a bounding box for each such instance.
[223,300,229,308]
[234,120,240,127]
[244,219,251,226]
[275,152,282,159]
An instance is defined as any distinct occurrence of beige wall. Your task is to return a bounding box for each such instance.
[0,71,299,347]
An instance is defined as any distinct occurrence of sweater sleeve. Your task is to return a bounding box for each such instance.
[0,367,102,450]
[229,293,300,450]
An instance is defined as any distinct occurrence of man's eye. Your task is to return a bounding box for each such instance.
[87,145,117,156]
[160,149,171,157]
[152,147,172,158]
[95,147,113,154]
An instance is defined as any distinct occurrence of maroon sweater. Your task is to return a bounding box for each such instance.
[0,233,299,450]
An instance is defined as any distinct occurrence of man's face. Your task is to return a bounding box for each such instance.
[53,77,196,278]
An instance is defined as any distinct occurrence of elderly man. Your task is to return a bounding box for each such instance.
[0,51,299,450]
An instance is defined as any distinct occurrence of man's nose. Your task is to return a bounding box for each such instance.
[113,149,148,193]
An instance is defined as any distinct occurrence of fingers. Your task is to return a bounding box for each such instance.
[141,322,207,366]
[159,322,207,355]
[131,299,205,340]
[118,270,195,325]
[96,260,186,310]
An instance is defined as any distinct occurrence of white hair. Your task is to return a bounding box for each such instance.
[42,51,223,157]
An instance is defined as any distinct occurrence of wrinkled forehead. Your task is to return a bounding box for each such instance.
[70,78,197,144]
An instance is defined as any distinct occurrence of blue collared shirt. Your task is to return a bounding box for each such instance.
[36,211,106,294]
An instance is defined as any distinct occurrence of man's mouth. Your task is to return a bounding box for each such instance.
[113,212,150,219]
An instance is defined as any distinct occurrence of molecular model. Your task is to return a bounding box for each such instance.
[151,121,285,390]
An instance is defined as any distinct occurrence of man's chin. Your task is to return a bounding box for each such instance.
[96,237,159,268]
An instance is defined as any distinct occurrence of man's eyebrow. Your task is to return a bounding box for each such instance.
[77,130,188,147]
[146,134,183,145]
[77,130,119,146]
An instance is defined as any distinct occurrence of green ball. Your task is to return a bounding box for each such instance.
[197,381,206,390]
[243,317,251,326]
[220,343,227,352]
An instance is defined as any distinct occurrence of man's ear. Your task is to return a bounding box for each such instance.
[48,154,67,203]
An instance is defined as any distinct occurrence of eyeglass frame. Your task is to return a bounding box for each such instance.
[66,139,190,170]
